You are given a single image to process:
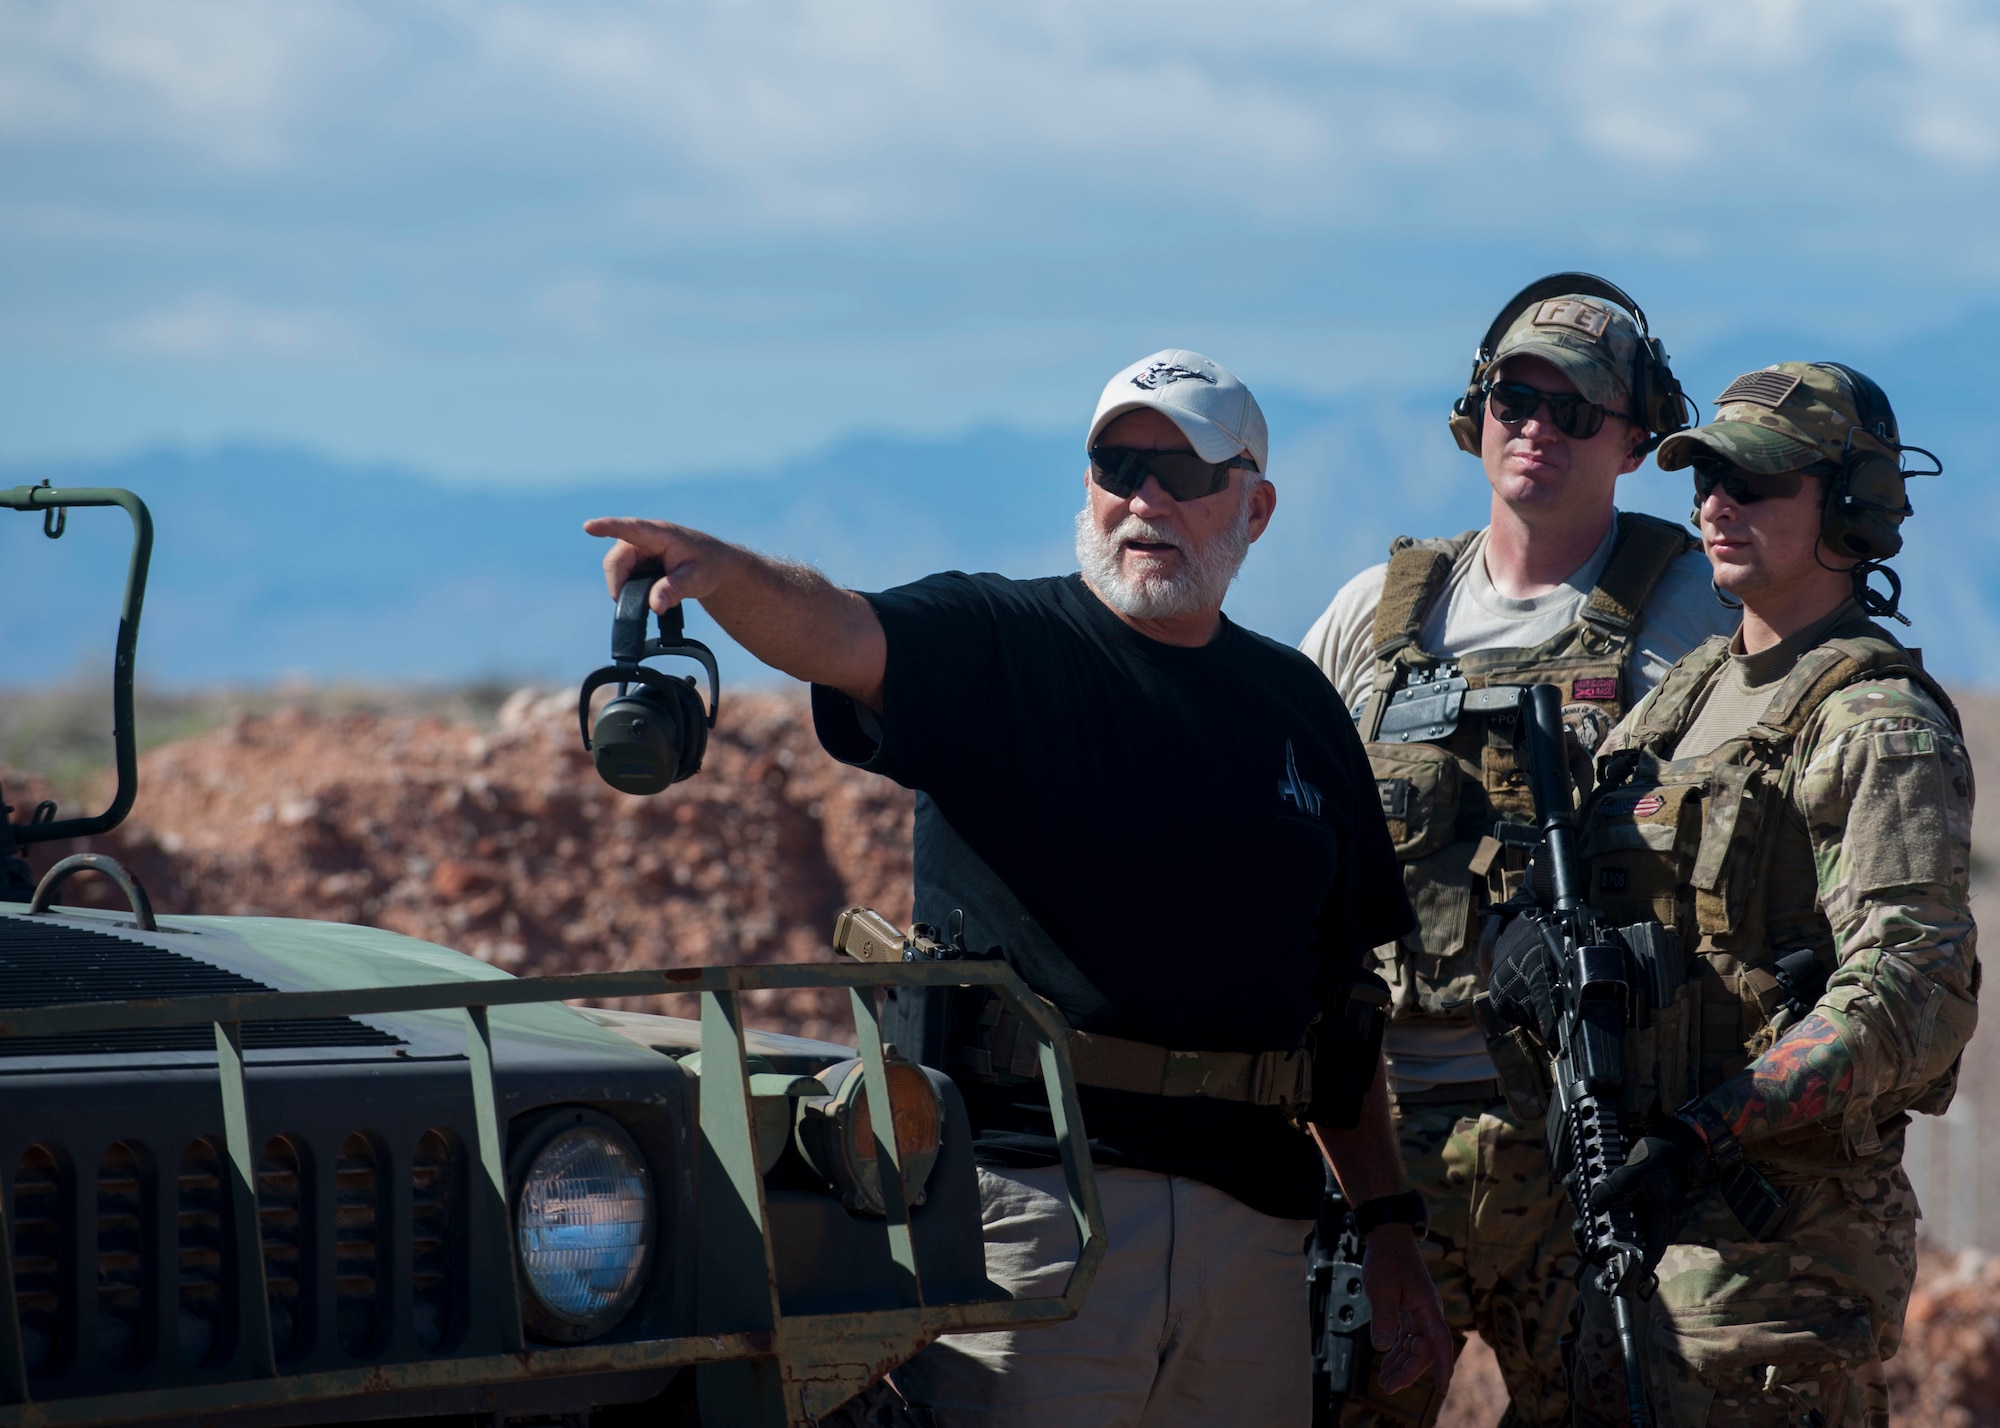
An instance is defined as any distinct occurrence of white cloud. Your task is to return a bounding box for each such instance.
[4,0,1997,217]
[0,0,389,166]
[111,293,358,358]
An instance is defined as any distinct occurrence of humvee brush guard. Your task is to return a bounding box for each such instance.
[0,485,1103,1428]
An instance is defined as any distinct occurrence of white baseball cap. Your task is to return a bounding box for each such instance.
[1087,348,1269,474]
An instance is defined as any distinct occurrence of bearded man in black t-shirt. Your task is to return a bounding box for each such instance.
[586,349,1452,1427]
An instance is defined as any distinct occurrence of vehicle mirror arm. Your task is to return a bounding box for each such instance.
[0,485,154,844]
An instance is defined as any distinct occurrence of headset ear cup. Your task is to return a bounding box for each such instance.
[667,679,710,780]
[1823,457,1908,562]
[590,680,710,794]
[1449,393,1485,456]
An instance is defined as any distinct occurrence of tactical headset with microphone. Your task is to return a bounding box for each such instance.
[1447,272,1692,458]
[1800,362,1940,565]
[1800,362,1939,623]
[578,562,720,795]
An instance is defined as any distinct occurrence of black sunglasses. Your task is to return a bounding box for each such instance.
[1088,446,1258,502]
[1482,380,1631,441]
[1690,455,1808,505]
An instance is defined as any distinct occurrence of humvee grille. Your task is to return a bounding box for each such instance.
[96,1141,146,1369]
[410,1128,457,1351]
[334,1134,386,1356]
[0,917,402,1056]
[177,1138,227,1367]
[12,1144,64,1376]
[14,1126,466,1385]
[258,1136,307,1361]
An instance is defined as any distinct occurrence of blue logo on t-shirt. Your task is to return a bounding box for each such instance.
[1277,739,1323,818]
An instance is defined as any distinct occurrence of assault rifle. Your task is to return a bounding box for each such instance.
[1306,1167,1371,1425]
[1510,683,1654,1428]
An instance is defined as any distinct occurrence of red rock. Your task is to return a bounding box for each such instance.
[11,689,913,1046]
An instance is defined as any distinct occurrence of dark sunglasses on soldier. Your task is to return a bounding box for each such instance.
[1481,379,1630,441]
[1690,456,1807,506]
[1088,446,1259,502]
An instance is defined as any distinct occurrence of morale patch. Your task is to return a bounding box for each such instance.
[1715,369,1803,410]
[1572,676,1619,702]
[1599,868,1630,892]
[1602,792,1666,819]
[1872,727,1937,759]
[1377,777,1412,820]
[1532,298,1611,339]
[1563,703,1615,754]
[1130,360,1214,391]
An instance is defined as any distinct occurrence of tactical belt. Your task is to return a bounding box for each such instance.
[962,996,1313,1109]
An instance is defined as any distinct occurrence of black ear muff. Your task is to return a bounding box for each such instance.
[1809,362,1921,565]
[578,565,721,796]
[586,678,710,795]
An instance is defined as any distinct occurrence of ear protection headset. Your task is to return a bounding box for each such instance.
[1448,272,1691,458]
[577,564,720,796]
[1806,362,1941,563]
[1795,362,1941,625]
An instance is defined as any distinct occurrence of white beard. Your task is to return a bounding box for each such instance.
[1073,491,1254,622]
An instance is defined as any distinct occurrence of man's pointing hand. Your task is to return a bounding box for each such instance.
[583,517,730,614]
[582,515,887,709]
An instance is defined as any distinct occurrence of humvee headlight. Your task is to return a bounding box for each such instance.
[794,1057,944,1217]
[514,1119,653,1342]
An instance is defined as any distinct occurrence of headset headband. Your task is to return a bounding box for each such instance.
[1810,361,1898,445]
[1472,271,1655,365]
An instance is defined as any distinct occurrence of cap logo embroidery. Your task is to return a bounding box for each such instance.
[1532,299,1612,339]
[1715,370,1803,409]
[1131,360,1215,391]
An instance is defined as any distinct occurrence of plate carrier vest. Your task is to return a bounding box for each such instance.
[1578,617,1964,1150]
[1358,512,1696,1021]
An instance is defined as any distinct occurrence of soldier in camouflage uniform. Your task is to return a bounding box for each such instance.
[1300,275,1736,1427]
[1520,362,1977,1427]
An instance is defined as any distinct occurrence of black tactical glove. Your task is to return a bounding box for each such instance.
[1589,1114,1710,1269]
[1486,911,1557,1043]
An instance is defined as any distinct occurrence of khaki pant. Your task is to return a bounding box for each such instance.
[1342,1093,1577,1428]
[892,1164,1314,1428]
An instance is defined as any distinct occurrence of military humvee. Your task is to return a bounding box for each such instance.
[0,485,1103,1428]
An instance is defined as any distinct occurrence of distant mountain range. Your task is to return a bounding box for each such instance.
[7,355,1997,696]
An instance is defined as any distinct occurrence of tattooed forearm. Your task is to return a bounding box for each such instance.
[1693,1013,1855,1145]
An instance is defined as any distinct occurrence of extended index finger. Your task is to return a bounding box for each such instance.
[583,517,665,600]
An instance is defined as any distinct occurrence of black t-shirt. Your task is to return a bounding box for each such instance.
[812,572,1413,1219]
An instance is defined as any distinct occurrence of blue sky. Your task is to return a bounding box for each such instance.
[6,1,2000,482]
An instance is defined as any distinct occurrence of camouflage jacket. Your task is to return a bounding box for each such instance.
[1589,620,1977,1170]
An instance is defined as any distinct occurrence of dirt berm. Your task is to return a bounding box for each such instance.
[11,690,912,1043]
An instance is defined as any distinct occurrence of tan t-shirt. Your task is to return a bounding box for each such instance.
[1670,600,1864,761]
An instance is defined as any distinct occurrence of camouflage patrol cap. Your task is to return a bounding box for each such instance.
[1485,294,1644,409]
[1655,362,1881,475]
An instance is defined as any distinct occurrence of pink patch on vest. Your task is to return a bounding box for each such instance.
[1572,677,1619,702]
